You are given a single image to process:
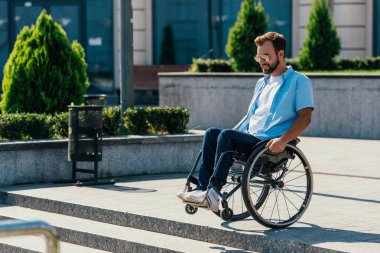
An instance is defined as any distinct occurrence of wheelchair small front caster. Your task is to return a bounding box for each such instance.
[185,204,198,214]
[220,208,233,221]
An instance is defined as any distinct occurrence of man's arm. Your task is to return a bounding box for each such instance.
[266,107,313,153]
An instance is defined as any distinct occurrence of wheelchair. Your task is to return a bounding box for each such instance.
[182,138,313,229]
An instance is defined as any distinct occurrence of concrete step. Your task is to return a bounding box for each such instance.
[0,236,110,253]
[0,204,253,253]
[2,169,379,253]
[0,178,346,253]
[0,189,315,253]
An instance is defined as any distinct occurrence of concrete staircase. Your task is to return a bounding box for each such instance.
[0,174,350,253]
[0,179,262,253]
[0,164,378,253]
[0,204,250,253]
[0,137,379,253]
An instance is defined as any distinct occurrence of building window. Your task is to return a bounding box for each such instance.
[86,0,114,94]
[153,0,292,64]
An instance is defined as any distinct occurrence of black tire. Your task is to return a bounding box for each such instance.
[220,208,234,221]
[185,204,198,214]
[242,144,313,229]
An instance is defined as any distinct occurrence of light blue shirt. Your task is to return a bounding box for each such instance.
[236,66,314,140]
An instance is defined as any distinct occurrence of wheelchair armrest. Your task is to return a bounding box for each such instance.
[289,138,300,146]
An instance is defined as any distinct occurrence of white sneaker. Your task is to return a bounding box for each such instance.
[186,190,207,203]
[177,190,203,202]
[181,188,220,212]
[206,188,220,212]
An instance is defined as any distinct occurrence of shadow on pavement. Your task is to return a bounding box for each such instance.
[265,222,380,244]
[91,184,157,193]
[221,221,380,245]
[209,246,252,253]
[312,192,380,204]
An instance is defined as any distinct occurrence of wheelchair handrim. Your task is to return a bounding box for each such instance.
[243,144,313,228]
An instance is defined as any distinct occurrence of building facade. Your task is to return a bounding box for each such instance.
[0,0,379,102]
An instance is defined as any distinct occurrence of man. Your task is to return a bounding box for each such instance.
[177,32,314,212]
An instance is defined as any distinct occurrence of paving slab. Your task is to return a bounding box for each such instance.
[0,136,379,253]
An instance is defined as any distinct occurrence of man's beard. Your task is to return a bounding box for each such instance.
[262,58,280,75]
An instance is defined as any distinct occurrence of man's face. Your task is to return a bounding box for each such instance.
[255,40,280,75]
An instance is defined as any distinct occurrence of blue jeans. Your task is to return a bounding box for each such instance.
[198,127,261,190]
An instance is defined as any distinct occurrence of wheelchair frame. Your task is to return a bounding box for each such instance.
[182,138,313,229]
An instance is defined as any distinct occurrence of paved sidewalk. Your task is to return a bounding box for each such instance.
[0,136,379,253]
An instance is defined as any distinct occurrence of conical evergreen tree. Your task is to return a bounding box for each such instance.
[226,0,267,72]
[298,0,340,70]
[1,10,89,114]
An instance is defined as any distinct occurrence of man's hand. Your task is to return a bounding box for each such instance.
[266,138,287,153]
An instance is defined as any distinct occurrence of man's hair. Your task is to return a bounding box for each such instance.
[254,32,286,53]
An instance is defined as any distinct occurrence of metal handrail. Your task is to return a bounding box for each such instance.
[0,220,59,253]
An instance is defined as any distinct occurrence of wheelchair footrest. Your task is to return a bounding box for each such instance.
[182,199,209,209]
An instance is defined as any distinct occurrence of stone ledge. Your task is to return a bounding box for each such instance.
[0,132,204,186]
[0,131,204,151]
[158,72,380,78]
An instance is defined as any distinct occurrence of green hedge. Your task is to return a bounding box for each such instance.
[103,106,121,136]
[0,106,190,140]
[288,57,380,71]
[336,57,380,70]
[49,112,69,139]
[189,57,380,72]
[0,113,50,140]
[189,58,233,72]
[124,106,190,135]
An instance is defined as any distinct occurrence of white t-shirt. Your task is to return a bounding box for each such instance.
[248,75,282,135]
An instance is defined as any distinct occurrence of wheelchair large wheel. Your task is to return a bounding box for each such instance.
[213,162,270,221]
[242,144,313,229]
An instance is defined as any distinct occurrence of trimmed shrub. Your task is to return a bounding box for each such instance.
[1,10,89,114]
[146,107,167,134]
[298,0,340,70]
[287,57,380,71]
[146,106,190,134]
[124,107,190,135]
[124,107,151,135]
[189,58,233,72]
[225,0,267,72]
[103,106,121,136]
[337,57,380,70]
[160,106,189,133]
[0,106,190,140]
[49,112,69,139]
[0,113,50,140]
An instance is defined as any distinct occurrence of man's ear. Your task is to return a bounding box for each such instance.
[278,50,285,59]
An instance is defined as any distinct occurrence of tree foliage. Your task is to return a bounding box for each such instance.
[226,0,268,72]
[1,10,89,114]
[298,0,341,70]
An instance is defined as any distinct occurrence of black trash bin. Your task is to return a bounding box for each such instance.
[84,94,107,106]
[68,105,114,186]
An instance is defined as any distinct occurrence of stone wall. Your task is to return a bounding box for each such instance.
[0,133,203,186]
[159,73,380,139]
